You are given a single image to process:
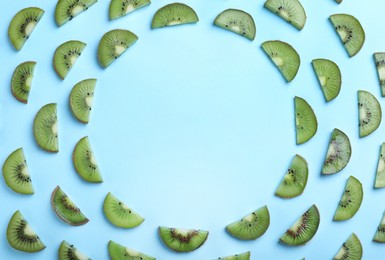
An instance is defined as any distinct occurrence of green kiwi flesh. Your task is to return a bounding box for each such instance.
[264,0,306,30]
[214,9,256,41]
[216,251,251,260]
[108,240,155,260]
[375,143,385,188]
[334,233,362,260]
[33,103,59,153]
[226,205,270,240]
[70,78,96,123]
[55,0,97,26]
[261,40,300,82]
[51,186,89,226]
[151,3,199,29]
[312,59,341,102]
[8,7,44,51]
[279,204,320,246]
[358,90,382,138]
[321,128,351,175]
[374,53,385,96]
[373,211,385,243]
[54,40,86,80]
[159,226,208,252]
[11,61,36,103]
[59,240,91,260]
[2,148,34,194]
[335,0,343,3]
[333,176,363,221]
[109,0,151,20]
[73,136,103,183]
[295,96,317,144]
[7,210,46,252]
[329,14,365,57]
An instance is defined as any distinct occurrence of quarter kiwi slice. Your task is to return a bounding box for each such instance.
[279,205,320,246]
[7,210,46,252]
[55,0,97,26]
[226,205,270,240]
[108,240,155,260]
[375,143,385,188]
[33,103,59,153]
[329,14,365,57]
[11,61,36,103]
[261,40,300,82]
[73,136,103,183]
[151,3,199,29]
[373,211,385,243]
[374,52,385,96]
[295,96,317,144]
[70,78,96,124]
[334,233,362,260]
[264,0,306,30]
[214,9,256,41]
[312,59,342,102]
[321,128,351,175]
[216,251,250,260]
[8,7,44,51]
[333,176,363,221]
[109,0,151,20]
[358,90,382,138]
[59,240,91,260]
[159,226,208,252]
[53,40,86,80]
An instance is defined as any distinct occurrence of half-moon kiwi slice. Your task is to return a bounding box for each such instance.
[108,240,155,260]
[333,176,363,221]
[214,9,256,41]
[53,40,86,80]
[109,0,151,20]
[373,211,385,243]
[8,7,44,51]
[312,59,341,102]
[159,226,208,252]
[374,52,385,97]
[375,143,385,188]
[358,90,382,138]
[33,103,59,153]
[70,78,96,124]
[59,240,91,260]
[334,233,362,260]
[216,251,251,260]
[279,204,320,246]
[226,205,270,240]
[55,0,97,27]
[264,0,306,30]
[151,3,199,29]
[11,61,36,103]
[295,96,317,145]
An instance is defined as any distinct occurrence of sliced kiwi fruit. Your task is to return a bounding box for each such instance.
[329,14,365,57]
[159,226,208,252]
[8,7,44,51]
[261,40,300,82]
[109,0,151,20]
[53,40,86,80]
[335,0,343,3]
[375,143,385,188]
[264,0,306,30]
[70,78,96,124]
[216,251,250,260]
[358,90,382,138]
[334,233,362,260]
[312,59,341,102]
[73,136,103,183]
[2,148,34,195]
[151,3,199,29]
[7,210,46,252]
[33,103,59,153]
[275,154,308,198]
[294,96,317,144]
[214,9,256,41]
[55,0,97,27]
[321,128,351,175]
[279,204,320,246]
[333,176,363,221]
[108,240,155,260]
[11,61,36,103]
[59,240,91,260]
[373,211,385,243]
[98,29,138,68]
[374,53,385,96]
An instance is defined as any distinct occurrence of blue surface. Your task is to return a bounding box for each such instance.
[1,0,385,259]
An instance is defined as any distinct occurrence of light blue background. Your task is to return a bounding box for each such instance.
[1,0,385,259]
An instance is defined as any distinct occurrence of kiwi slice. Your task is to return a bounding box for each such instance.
[33,103,59,153]
[275,154,308,198]
[335,0,343,3]
[279,204,320,246]
[55,0,97,27]
[264,0,306,30]
[214,9,256,41]
[373,211,385,243]
[151,3,199,29]
[8,7,44,51]
[294,96,317,145]
[321,128,351,175]
[11,61,36,103]
[7,210,46,252]
[334,233,362,260]
[312,59,342,102]
[261,40,300,82]
[108,240,155,260]
[375,143,385,188]
[53,40,86,80]
[329,14,365,57]
[333,176,363,221]
[109,0,151,20]
[358,90,382,138]
[98,29,138,68]
[374,53,385,96]
[226,205,270,240]
[216,251,250,260]
[70,78,96,124]
[73,136,103,183]
[159,226,208,252]
[59,240,91,260]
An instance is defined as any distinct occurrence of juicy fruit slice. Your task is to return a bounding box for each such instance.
[226,205,270,240]
[264,0,306,30]
[98,29,138,68]
[295,97,317,144]
[321,128,351,175]
[2,148,34,194]
[375,143,385,188]
[329,14,365,57]
[374,53,385,96]
[312,59,341,102]
[33,103,59,152]
[275,154,308,198]
[8,7,44,50]
[53,40,86,80]
[214,9,256,41]
[7,210,46,252]
[333,176,363,221]
[70,78,96,123]
[59,241,91,260]
[109,0,151,20]
[55,0,97,26]
[159,226,208,252]
[358,90,382,138]
[374,211,385,243]
[334,233,362,260]
[73,136,103,183]
[279,205,320,246]
[217,251,250,260]
[11,61,36,103]
[261,40,300,82]
[108,240,155,260]
[151,3,199,29]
